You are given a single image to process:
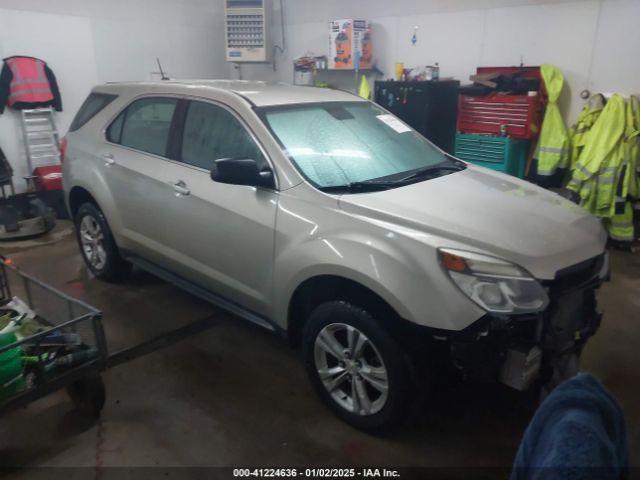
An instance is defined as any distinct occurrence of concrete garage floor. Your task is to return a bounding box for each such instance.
[0,221,638,470]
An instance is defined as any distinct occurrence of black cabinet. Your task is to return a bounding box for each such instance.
[374,80,459,154]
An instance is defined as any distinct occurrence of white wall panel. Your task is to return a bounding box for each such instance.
[368,16,398,80]
[279,0,583,25]
[0,0,219,28]
[167,25,226,80]
[589,0,640,97]
[0,9,99,184]
[0,0,227,191]
[91,18,173,82]
[392,10,485,85]
[481,1,600,117]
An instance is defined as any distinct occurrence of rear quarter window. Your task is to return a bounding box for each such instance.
[69,93,118,132]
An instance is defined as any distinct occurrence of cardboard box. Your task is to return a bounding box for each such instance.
[328,19,372,70]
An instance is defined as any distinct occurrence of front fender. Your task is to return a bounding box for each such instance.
[277,240,415,326]
[272,223,485,332]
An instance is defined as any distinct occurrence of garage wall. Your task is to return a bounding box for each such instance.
[0,0,634,188]
[0,0,227,191]
[235,0,639,124]
[0,9,97,190]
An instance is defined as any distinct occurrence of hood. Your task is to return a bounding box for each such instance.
[338,166,607,280]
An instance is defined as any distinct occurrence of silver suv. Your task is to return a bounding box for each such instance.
[63,80,608,430]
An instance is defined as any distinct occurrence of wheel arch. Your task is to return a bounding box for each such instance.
[65,173,124,247]
[287,274,402,348]
[68,186,99,220]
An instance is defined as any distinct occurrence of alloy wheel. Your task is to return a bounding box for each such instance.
[313,323,389,416]
[79,215,107,270]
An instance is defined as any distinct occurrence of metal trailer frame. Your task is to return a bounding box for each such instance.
[0,257,220,417]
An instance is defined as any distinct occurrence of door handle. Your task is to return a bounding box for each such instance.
[172,181,190,196]
[102,153,115,166]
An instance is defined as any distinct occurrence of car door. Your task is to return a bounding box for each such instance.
[102,96,178,263]
[159,98,278,316]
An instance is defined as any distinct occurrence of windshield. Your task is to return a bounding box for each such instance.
[260,102,461,192]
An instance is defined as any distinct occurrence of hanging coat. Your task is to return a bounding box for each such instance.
[606,95,640,241]
[358,74,371,100]
[533,65,569,186]
[567,94,626,219]
[0,56,62,114]
[622,95,640,202]
[569,94,605,170]
[633,94,640,220]
[607,202,634,241]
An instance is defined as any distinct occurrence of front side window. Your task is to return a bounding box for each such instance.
[261,102,462,191]
[106,111,124,143]
[110,97,177,157]
[180,100,266,170]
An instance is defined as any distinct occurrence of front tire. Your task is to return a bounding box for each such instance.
[75,203,130,282]
[303,301,411,431]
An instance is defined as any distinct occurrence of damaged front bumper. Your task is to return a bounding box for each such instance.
[445,252,608,391]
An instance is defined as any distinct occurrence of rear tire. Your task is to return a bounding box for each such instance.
[302,301,412,432]
[75,202,130,282]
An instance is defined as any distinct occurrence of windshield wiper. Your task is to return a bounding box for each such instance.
[319,160,466,194]
[396,162,466,184]
[320,180,397,194]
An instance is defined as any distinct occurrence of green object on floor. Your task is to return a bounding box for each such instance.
[0,331,25,402]
[0,310,43,338]
[0,312,12,331]
[454,133,530,178]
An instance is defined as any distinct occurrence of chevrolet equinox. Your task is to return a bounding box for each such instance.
[63,80,608,430]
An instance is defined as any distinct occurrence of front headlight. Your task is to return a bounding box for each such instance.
[438,248,549,314]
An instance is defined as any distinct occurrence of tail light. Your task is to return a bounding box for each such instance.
[59,136,68,162]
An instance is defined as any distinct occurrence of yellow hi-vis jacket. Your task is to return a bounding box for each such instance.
[567,94,626,218]
[622,95,640,201]
[569,94,605,170]
[534,65,569,176]
[358,75,371,100]
[607,202,634,241]
[608,94,640,242]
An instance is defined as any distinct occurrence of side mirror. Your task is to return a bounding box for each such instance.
[210,158,274,188]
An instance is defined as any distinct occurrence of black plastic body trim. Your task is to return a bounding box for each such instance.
[123,252,280,334]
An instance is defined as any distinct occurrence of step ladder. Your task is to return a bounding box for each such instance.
[19,107,61,188]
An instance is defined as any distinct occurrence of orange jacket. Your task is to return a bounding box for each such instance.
[0,56,62,113]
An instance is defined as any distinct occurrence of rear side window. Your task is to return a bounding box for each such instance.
[69,93,117,132]
[108,97,177,157]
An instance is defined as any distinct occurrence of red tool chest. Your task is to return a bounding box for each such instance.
[457,66,545,140]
